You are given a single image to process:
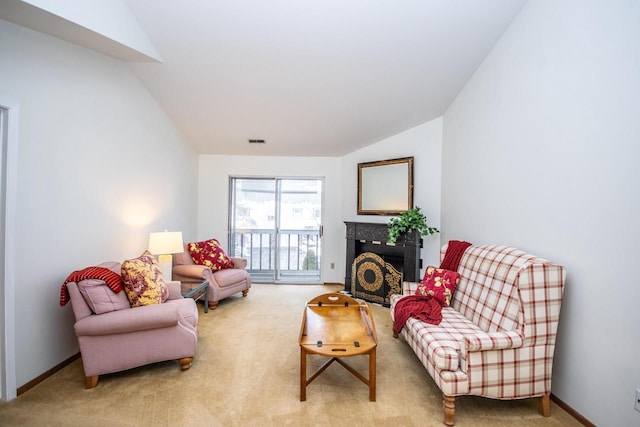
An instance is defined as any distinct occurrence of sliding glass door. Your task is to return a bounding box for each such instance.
[229,177,323,283]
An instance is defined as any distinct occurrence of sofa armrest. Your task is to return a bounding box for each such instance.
[401,281,419,295]
[74,303,179,336]
[463,330,524,354]
[230,257,247,269]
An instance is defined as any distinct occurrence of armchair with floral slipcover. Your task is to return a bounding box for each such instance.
[62,255,198,389]
[172,238,251,310]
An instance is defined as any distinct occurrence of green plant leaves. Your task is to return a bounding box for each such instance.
[387,206,439,243]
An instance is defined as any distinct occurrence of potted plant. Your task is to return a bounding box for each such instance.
[387,206,439,244]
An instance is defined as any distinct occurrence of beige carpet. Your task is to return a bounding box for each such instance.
[0,284,581,427]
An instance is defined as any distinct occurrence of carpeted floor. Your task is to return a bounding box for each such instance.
[0,284,581,427]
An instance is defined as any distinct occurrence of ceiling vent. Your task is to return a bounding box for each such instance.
[248,139,266,144]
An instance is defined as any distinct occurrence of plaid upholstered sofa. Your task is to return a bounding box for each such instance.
[390,244,566,426]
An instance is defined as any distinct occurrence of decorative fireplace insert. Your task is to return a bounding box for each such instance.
[344,222,421,306]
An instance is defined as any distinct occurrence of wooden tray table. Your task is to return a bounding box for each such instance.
[299,292,378,401]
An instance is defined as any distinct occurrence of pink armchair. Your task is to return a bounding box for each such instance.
[172,244,251,310]
[66,262,198,389]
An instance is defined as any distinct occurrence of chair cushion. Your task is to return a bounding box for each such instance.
[121,251,168,307]
[188,238,234,271]
[405,307,482,371]
[173,245,194,266]
[213,268,249,288]
[416,266,460,307]
[78,279,130,314]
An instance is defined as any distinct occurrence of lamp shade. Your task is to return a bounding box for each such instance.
[148,231,184,255]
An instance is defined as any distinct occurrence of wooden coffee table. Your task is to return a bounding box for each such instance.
[299,292,378,401]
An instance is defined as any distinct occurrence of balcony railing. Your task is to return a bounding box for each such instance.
[229,228,321,282]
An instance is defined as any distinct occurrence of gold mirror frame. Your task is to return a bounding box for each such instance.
[357,157,414,215]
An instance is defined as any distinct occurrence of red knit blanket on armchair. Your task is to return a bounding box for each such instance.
[59,266,122,306]
[393,295,442,335]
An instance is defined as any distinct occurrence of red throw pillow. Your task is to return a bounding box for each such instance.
[188,238,234,271]
[415,266,460,307]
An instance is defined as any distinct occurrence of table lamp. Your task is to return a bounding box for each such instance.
[148,231,184,281]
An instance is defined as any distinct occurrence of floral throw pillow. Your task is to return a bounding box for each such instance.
[188,238,234,271]
[121,251,168,307]
[415,266,460,307]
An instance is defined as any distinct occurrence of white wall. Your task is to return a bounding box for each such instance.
[198,155,343,283]
[198,119,442,285]
[342,119,443,272]
[0,19,198,388]
[16,0,161,61]
[442,1,640,425]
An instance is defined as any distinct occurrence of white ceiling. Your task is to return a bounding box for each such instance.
[8,0,528,156]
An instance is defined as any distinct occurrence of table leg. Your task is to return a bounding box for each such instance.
[369,347,376,401]
[300,348,307,401]
[203,284,209,313]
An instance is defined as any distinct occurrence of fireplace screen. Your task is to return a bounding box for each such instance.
[351,252,402,306]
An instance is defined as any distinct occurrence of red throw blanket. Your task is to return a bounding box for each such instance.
[393,240,472,335]
[59,266,122,306]
[439,240,472,271]
[393,295,443,334]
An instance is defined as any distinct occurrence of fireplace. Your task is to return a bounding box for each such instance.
[351,252,402,305]
[344,222,422,306]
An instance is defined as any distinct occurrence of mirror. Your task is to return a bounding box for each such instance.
[358,157,413,215]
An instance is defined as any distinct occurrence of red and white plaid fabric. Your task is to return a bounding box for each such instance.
[390,244,565,399]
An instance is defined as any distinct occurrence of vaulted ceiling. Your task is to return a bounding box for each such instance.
[5,0,527,156]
